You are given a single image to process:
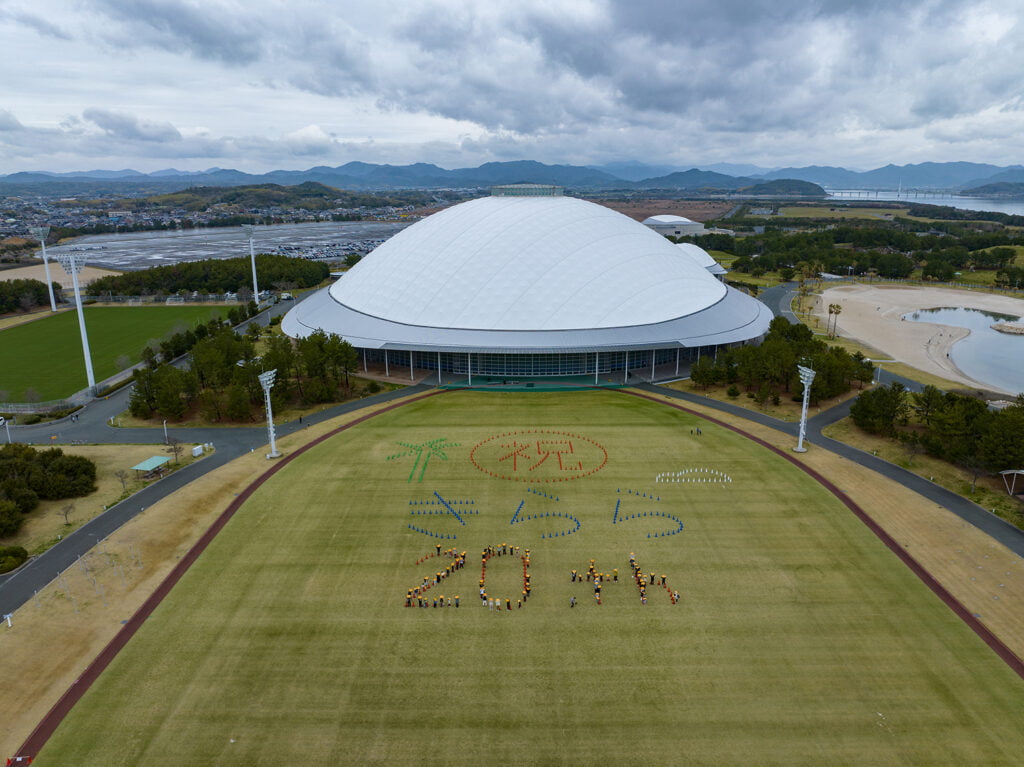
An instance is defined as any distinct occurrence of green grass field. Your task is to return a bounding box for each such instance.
[38,392,1024,765]
[0,306,228,400]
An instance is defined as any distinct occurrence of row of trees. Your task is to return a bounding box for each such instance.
[0,444,97,536]
[88,254,329,296]
[691,223,1021,281]
[130,325,361,422]
[690,318,874,406]
[850,384,1024,483]
[0,278,62,314]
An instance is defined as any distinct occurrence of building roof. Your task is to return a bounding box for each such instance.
[330,195,725,332]
[643,215,697,225]
[675,242,728,275]
[130,456,171,472]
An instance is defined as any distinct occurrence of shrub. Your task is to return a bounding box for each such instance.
[0,544,28,573]
[0,500,22,537]
[22,414,41,425]
[366,381,381,394]
[727,385,740,398]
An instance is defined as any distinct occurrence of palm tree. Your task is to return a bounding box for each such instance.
[831,304,842,338]
[388,437,461,482]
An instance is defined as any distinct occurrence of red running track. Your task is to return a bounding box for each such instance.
[13,389,443,763]
[14,386,1024,762]
[623,388,1024,681]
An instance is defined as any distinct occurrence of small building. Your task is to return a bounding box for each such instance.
[642,215,706,237]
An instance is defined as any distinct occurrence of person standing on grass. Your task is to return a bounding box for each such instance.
[570,596,576,608]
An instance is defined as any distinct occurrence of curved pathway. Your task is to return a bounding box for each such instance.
[0,382,430,615]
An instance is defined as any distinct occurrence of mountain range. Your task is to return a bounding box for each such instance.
[1,160,1021,195]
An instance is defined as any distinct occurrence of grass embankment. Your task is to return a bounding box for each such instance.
[0,306,230,401]
[822,417,1024,530]
[33,391,1024,766]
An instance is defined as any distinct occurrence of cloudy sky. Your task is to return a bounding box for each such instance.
[1,0,1022,173]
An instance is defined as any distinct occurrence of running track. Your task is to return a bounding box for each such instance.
[12,386,1024,762]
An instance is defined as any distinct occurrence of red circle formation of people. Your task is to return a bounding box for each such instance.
[469,429,609,483]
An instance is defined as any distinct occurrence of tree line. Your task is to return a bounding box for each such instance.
[689,317,875,406]
[0,444,97,536]
[130,322,362,423]
[850,383,1024,493]
[88,254,329,296]
[690,222,1021,281]
[0,278,62,314]
[852,382,1024,468]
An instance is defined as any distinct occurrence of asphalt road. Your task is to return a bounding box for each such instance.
[3,287,1021,614]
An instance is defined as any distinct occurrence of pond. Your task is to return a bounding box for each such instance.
[902,306,1024,395]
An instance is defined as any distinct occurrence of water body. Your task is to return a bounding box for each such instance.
[827,190,1024,218]
[45,220,412,271]
[902,306,1024,395]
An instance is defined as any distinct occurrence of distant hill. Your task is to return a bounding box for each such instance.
[139,182,437,212]
[740,179,826,197]
[3,160,1023,195]
[961,182,1024,198]
[634,168,755,190]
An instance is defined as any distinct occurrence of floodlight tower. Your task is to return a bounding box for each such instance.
[29,226,57,311]
[56,253,97,394]
[241,224,259,304]
[794,364,816,453]
[258,369,280,458]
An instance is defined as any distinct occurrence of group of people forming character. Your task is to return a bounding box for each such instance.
[404,543,531,609]
[480,543,531,610]
[405,544,681,609]
[569,553,680,606]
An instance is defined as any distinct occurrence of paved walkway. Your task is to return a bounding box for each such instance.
[0,382,429,614]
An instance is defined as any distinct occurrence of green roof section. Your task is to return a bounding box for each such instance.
[130,456,172,472]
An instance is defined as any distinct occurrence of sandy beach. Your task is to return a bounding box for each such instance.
[815,284,1024,394]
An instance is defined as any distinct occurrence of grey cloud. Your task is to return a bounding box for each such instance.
[92,0,264,64]
[0,109,24,131]
[1,10,72,40]
[83,108,182,142]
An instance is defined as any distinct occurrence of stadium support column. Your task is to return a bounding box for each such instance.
[409,351,414,381]
[385,350,389,377]
[468,353,472,385]
[594,352,598,385]
[624,350,629,384]
[794,364,816,453]
[258,369,281,459]
[56,254,96,394]
[363,348,367,373]
[437,352,442,386]
[651,349,655,382]
[675,348,680,377]
[30,226,57,312]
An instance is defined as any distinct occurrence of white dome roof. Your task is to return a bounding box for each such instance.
[332,195,726,331]
[643,215,695,225]
[675,242,717,268]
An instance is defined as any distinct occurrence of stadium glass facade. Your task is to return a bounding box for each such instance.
[362,347,709,378]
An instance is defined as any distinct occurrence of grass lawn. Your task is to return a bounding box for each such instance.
[0,306,229,401]
[37,391,1024,766]
[0,444,208,555]
[778,205,909,220]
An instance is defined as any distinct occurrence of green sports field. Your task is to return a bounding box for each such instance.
[39,392,1024,765]
[0,306,228,400]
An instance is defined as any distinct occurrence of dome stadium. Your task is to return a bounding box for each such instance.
[282,185,772,383]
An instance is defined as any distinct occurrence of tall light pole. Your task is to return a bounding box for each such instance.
[29,226,57,311]
[56,253,97,394]
[794,364,816,453]
[258,369,280,459]
[241,224,259,304]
